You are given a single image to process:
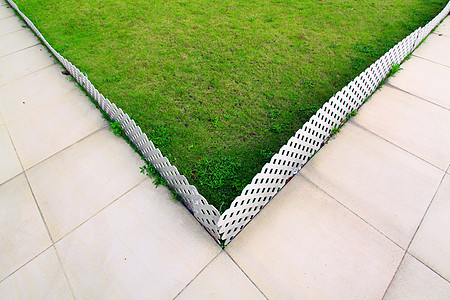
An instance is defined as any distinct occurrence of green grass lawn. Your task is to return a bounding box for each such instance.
[14,0,447,210]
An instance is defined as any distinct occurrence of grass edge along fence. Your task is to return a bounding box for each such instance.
[8,0,450,245]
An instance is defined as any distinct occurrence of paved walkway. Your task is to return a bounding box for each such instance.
[0,1,449,298]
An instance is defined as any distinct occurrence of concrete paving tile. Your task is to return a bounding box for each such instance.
[0,28,40,57]
[6,87,107,169]
[354,85,450,170]
[26,128,147,241]
[413,34,450,67]
[176,251,265,300]
[0,15,25,36]
[384,254,450,299]
[0,124,21,184]
[409,172,450,280]
[434,16,450,37]
[55,179,220,299]
[0,64,78,124]
[0,174,52,281]
[388,56,450,109]
[0,44,55,86]
[301,123,443,248]
[0,3,14,19]
[227,175,404,299]
[0,247,73,299]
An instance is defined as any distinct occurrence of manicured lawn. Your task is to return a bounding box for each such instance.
[15,0,447,210]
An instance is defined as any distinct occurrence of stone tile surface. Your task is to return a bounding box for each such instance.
[384,254,450,299]
[55,180,220,299]
[6,84,106,169]
[0,27,39,57]
[0,124,21,184]
[0,3,14,19]
[176,251,265,300]
[26,128,147,241]
[0,15,24,36]
[0,64,78,124]
[301,123,443,248]
[0,174,51,281]
[354,85,450,170]
[409,172,450,280]
[227,175,404,299]
[0,247,73,300]
[388,56,450,109]
[413,33,450,67]
[434,17,450,37]
[0,44,54,86]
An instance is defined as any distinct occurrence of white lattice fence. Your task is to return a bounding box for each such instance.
[6,0,221,240]
[8,0,450,245]
[218,3,450,244]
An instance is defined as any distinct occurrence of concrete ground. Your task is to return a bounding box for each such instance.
[0,1,449,298]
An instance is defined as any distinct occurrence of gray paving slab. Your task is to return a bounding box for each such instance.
[0,247,74,299]
[0,123,21,184]
[0,27,39,57]
[26,128,147,242]
[409,171,450,281]
[175,251,266,300]
[413,33,450,67]
[227,175,404,299]
[0,44,54,86]
[387,56,450,109]
[0,15,25,36]
[300,122,444,248]
[55,179,220,299]
[354,85,450,170]
[0,174,52,282]
[384,254,450,299]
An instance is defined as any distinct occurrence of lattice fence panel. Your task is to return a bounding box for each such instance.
[6,0,221,241]
[218,3,450,244]
[8,0,450,245]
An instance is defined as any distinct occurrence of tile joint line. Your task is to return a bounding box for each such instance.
[51,176,148,245]
[381,169,449,297]
[299,174,405,250]
[349,120,445,172]
[172,250,222,299]
[411,53,450,69]
[384,82,450,111]
[0,245,53,284]
[224,250,270,299]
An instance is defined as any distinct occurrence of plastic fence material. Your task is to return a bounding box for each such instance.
[8,0,450,244]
